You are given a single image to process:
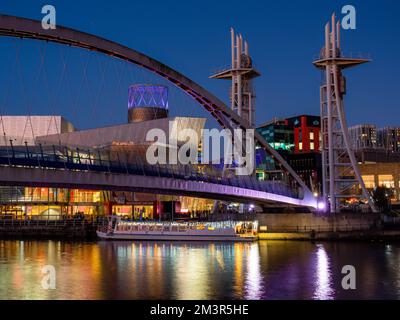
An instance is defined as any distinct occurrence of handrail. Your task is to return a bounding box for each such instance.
[0,145,300,199]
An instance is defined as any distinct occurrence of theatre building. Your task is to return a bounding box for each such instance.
[0,85,214,220]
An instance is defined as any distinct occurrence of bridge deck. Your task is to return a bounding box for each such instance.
[0,146,318,208]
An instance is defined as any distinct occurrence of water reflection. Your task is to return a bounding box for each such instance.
[245,244,263,299]
[1,240,400,299]
[174,245,210,299]
[313,244,334,300]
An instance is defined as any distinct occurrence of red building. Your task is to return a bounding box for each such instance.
[286,115,321,154]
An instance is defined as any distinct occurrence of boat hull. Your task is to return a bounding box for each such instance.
[96,231,257,242]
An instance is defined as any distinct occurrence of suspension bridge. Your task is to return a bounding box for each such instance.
[0,14,318,210]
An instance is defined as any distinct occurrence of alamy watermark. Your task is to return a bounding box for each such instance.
[341,265,356,290]
[341,5,356,30]
[41,265,56,290]
[41,5,56,30]
[39,4,356,31]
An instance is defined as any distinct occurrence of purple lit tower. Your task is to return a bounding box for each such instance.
[128,84,169,123]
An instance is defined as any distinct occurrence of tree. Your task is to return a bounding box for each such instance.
[372,187,393,212]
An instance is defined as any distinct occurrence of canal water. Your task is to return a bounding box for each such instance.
[0,240,399,300]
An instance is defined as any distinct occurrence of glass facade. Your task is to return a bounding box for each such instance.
[362,175,375,189]
[378,175,395,189]
[0,186,214,220]
[0,186,105,219]
[256,122,294,152]
[112,205,154,220]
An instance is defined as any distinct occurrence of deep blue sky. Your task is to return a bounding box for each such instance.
[0,0,399,128]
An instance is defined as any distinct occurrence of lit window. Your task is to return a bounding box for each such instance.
[362,175,375,189]
[310,142,315,150]
[310,132,314,140]
[378,175,395,189]
[299,142,303,150]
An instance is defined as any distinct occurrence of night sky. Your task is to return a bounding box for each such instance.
[0,0,399,129]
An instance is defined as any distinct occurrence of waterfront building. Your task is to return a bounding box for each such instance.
[348,124,378,150]
[344,125,400,204]
[255,119,294,183]
[0,84,214,220]
[348,125,400,154]
[256,118,294,153]
[354,150,400,204]
[286,152,322,195]
[127,84,169,123]
[256,115,322,191]
[377,127,400,153]
[0,115,75,146]
[286,115,320,153]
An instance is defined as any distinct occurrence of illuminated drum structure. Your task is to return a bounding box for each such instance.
[128,84,169,123]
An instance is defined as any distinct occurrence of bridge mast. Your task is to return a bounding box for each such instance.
[313,14,377,213]
[210,28,260,128]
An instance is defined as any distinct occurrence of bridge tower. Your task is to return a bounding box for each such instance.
[210,28,260,128]
[313,14,377,213]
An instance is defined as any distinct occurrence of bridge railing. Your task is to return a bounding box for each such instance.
[0,146,301,199]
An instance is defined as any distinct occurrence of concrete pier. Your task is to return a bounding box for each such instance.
[0,218,104,239]
[256,212,400,241]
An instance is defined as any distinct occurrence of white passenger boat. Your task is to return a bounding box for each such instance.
[97,217,258,242]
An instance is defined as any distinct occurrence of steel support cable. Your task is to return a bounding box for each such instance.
[31,42,49,147]
[0,39,18,150]
[58,44,76,149]
[35,42,58,140]
[43,44,70,139]
[91,53,108,128]
[15,39,35,146]
[111,57,127,119]
[71,51,91,150]
[36,44,57,165]
[48,44,71,147]
[38,43,62,156]
[81,51,97,132]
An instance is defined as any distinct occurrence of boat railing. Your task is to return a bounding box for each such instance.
[113,220,258,235]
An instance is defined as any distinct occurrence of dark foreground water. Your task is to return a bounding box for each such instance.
[1,240,400,300]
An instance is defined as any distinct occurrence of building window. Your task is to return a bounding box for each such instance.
[310,142,315,150]
[299,142,303,151]
[362,175,375,189]
[310,132,314,140]
[378,175,395,189]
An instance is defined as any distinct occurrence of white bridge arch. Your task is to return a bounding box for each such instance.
[0,14,317,208]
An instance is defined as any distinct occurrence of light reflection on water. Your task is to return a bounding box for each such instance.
[245,244,263,299]
[313,244,334,300]
[1,240,400,300]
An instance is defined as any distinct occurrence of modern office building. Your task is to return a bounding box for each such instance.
[286,152,322,195]
[255,118,294,183]
[353,150,400,204]
[286,115,321,153]
[359,162,400,204]
[377,127,400,153]
[256,115,322,192]
[256,118,294,153]
[348,124,378,150]
[348,125,400,153]
[345,125,400,203]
